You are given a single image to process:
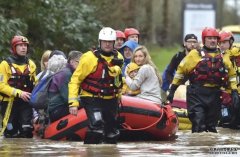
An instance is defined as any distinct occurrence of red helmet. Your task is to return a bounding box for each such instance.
[116,30,126,39]
[124,28,140,38]
[219,30,234,42]
[11,35,29,54]
[201,27,219,43]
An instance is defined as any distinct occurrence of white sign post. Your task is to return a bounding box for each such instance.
[183,3,216,42]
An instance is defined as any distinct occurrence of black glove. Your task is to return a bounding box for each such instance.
[111,58,123,67]
[231,90,240,111]
[167,84,178,103]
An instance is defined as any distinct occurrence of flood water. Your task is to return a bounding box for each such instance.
[0,128,240,157]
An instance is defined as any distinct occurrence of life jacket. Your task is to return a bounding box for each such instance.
[189,50,229,87]
[6,57,34,93]
[81,50,123,97]
[230,55,240,67]
[230,55,240,85]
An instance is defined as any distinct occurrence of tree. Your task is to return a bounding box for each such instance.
[0,0,101,68]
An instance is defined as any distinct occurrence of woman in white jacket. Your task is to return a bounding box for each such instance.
[125,45,162,104]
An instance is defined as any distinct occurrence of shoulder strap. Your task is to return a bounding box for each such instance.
[93,49,101,59]
[5,57,16,74]
[5,56,13,65]
[38,70,48,81]
[112,49,119,58]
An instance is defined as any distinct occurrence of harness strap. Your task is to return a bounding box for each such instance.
[0,97,14,136]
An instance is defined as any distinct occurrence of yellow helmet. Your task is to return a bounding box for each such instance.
[126,62,139,74]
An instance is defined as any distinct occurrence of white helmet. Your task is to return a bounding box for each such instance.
[98,27,116,41]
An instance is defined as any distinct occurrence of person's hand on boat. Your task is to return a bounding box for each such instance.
[69,106,78,116]
[69,102,79,116]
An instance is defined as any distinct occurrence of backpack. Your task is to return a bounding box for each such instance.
[30,71,54,109]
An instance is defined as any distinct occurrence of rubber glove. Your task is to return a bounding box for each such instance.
[167,84,178,103]
[108,66,121,77]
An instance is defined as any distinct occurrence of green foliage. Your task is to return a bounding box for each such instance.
[148,44,181,72]
[0,0,239,67]
[0,0,101,64]
[0,16,27,57]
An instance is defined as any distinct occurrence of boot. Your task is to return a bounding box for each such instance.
[84,130,104,144]
[4,123,20,138]
[104,129,120,144]
[192,124,206,133]
[206,126,218,133]
[19,127,33,138]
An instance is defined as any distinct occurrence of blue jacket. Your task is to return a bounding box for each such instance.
[119,40,139,76]
[161,51,186,92]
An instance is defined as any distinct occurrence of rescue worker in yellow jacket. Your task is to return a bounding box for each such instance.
[167,27,239,133]
[219,30,240,129]
[0,35,36,138]
[68,27,123,144]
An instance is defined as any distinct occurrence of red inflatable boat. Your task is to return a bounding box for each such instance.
[43,96,178,141]
[171,98,187,109]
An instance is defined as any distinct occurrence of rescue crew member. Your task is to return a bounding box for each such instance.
[167,27,239,133]
[219,30,240,129]
[114,30,126,50]
[124,27,140,43]
[161,34,199,101]
[68,27,124,144]
[0,35,36,138]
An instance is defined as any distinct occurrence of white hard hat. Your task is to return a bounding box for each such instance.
[98,27,116,41]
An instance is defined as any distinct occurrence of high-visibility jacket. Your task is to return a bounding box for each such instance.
[189,51,229,87]
[68,50,123,107]
[81,50,122,96]
[172,48,237,90]
[226,47,240,92]
[0,56,37,101]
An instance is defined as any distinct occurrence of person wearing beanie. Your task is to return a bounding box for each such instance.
[161,34,199,101]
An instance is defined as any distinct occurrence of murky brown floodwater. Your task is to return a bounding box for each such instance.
[0,128,240,157]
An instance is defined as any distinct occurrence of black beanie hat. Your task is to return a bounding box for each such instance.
[184,34,198,42]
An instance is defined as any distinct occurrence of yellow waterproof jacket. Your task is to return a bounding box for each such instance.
[68,50,124,107]
[121,62,140,95]
[122,78,140,96]
[0,58,37,101]
[172,49,237,90]
[226,47,240,92]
